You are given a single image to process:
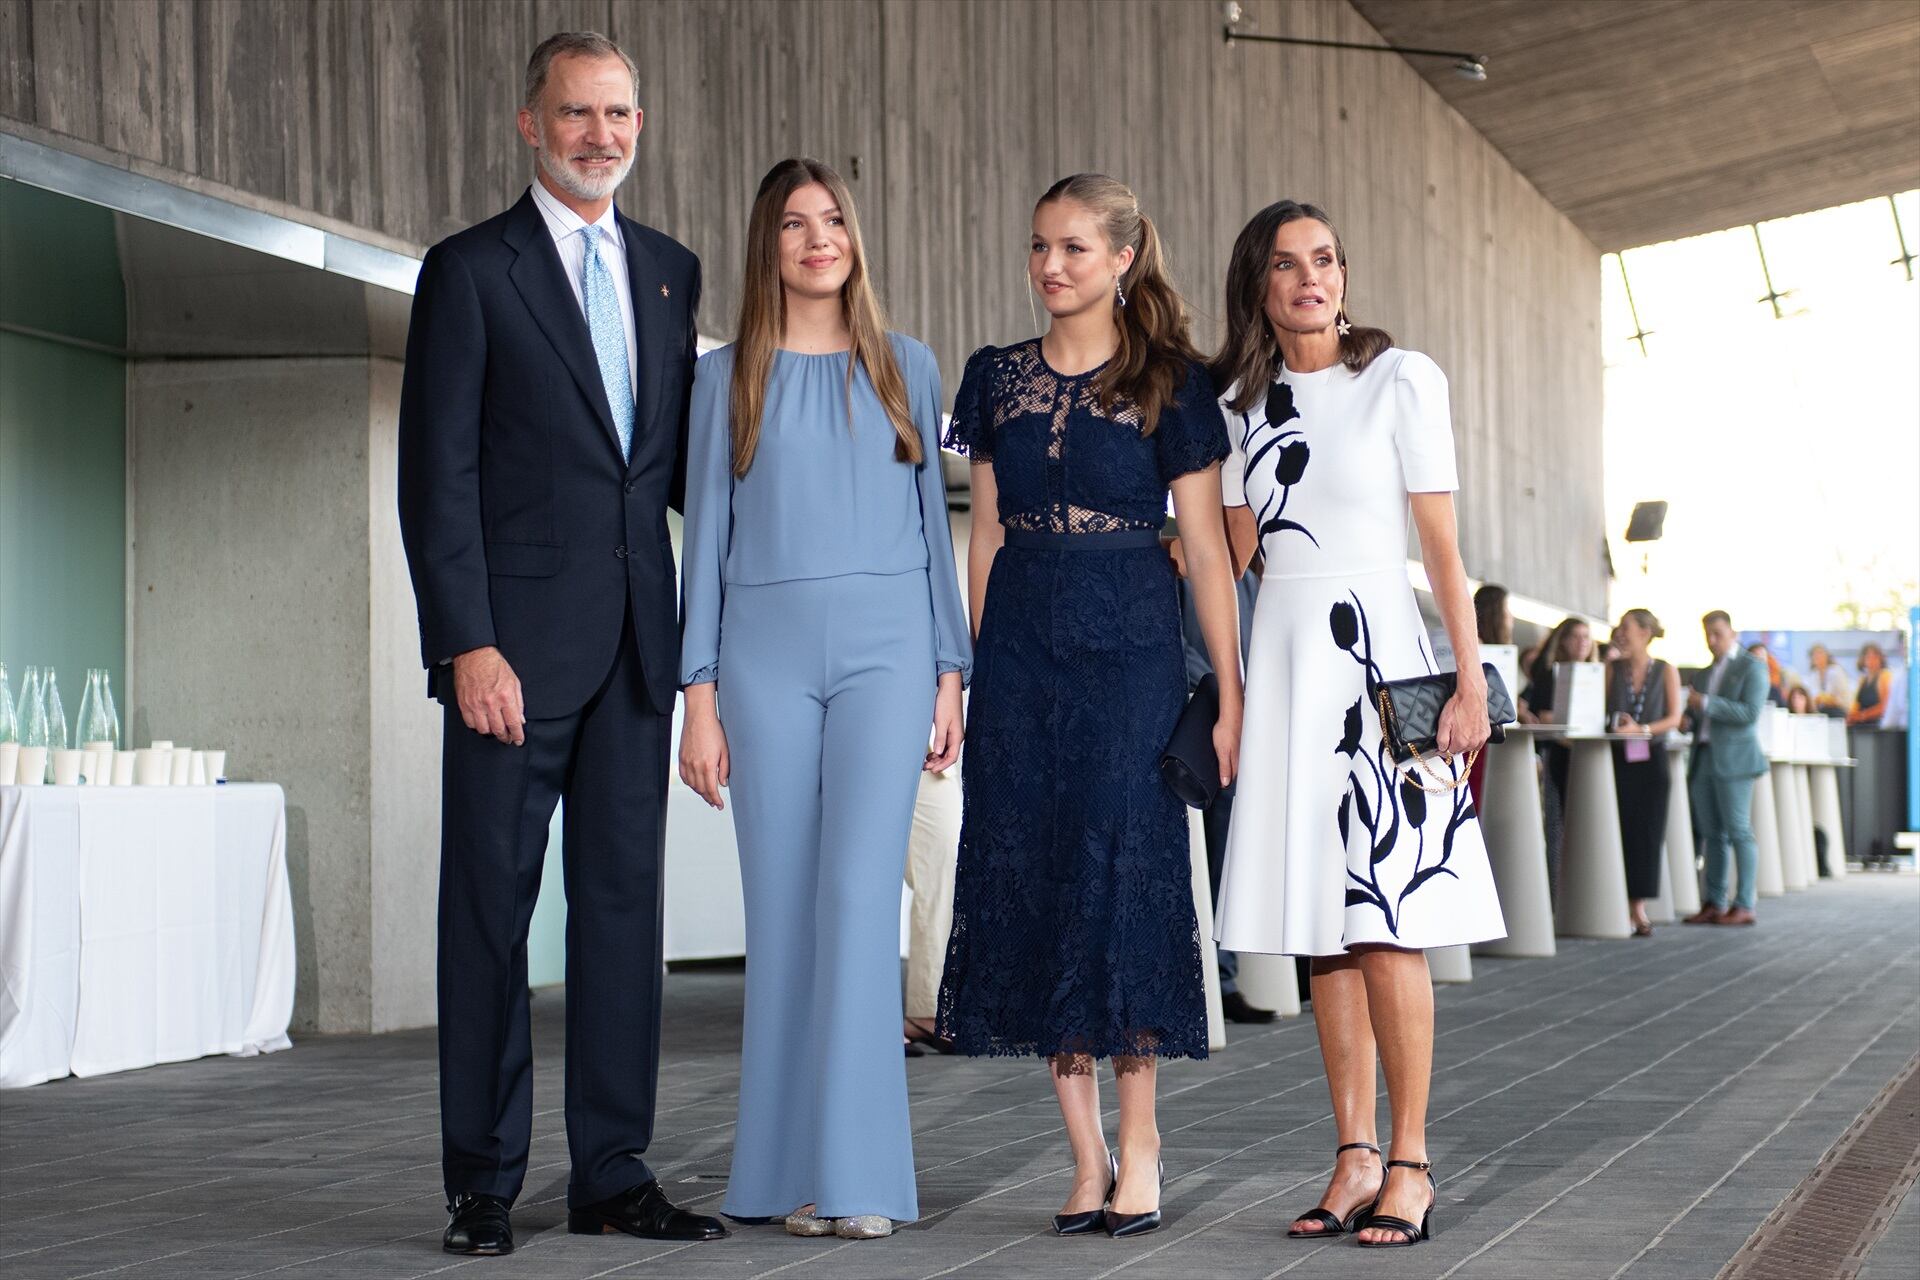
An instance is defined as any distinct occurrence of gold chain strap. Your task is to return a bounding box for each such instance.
[1377,689,1479,794]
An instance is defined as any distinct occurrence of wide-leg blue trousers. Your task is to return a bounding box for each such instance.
[717,570,935,1221]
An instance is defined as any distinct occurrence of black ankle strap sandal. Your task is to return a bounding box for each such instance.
[1286,1142,1383,1238]
[1356,1158,1435,1248]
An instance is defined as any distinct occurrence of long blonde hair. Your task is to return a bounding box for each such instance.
[1037,174,1200,434]
[729,158,919,477]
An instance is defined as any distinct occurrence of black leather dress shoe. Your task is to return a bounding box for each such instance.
[444,1192,513,1255]
[1222,991,1276,1024]
[568,1180,730,1241]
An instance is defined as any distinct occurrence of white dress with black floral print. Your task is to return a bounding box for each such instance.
[1213,349,1507,956]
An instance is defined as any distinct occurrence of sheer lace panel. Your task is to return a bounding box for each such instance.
[994,342,1159,535]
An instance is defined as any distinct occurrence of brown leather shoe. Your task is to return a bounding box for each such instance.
[1683,905,1724,924]
[1717,906,1757,926]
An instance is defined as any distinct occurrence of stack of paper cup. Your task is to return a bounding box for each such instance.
[83,741,114,785]
[17,746,48,786]
[0,741,18,785]
[206,750,227,783]
[169,745,194,785]
[111,750,135,785]
[135,747,168,785]
[51,749,83,786]
[189,751,207,785]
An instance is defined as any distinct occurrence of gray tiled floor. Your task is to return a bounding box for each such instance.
[4,876,1917,1280]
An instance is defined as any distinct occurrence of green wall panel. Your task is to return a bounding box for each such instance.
[1,181,128,733]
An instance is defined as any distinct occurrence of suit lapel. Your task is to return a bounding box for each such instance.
[620,210,669,476]
[501,192,624,460]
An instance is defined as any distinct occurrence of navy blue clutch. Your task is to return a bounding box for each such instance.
[1159,672,1221,809]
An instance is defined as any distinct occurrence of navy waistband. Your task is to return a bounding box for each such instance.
[1002,528,1163,551]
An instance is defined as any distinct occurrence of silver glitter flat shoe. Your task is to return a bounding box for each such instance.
[834,1215,894,1239]
[784,1209,834,1236]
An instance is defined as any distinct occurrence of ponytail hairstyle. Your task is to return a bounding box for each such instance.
[729,157,920,478]
[1620,607,1664,642]
[1207,199,1394,413]
[1036,173,1200,434]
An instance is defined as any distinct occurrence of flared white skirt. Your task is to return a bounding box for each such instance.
[1215,566,1507,956]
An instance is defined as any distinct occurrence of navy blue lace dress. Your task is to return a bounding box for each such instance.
[935,340,1228,1061]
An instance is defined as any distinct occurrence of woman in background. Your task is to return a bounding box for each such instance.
[1520,616,1592,899]
[1467,584,1513,808]
[1807,644,1852,716]
[1849,643,1893,726]
[1606,609,1684,936]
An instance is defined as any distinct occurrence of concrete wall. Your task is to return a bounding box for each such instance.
[129,350,438,1034]
[2,0,1607,612]
[129,357,375,1032]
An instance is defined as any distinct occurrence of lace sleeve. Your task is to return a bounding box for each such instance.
[942,345,996,461]
[1154,362,1230,485]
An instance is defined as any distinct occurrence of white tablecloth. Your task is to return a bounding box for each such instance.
[0,783,294,1087]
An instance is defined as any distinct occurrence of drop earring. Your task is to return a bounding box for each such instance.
[1336,311,1353,337]
[1115,277,1128,309]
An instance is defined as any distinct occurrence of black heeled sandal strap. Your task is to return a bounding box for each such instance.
[1386,1158,1431,1170]
[1336,1142,1382,1157]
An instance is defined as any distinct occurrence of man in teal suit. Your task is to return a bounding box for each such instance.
[1682,610,1770,925]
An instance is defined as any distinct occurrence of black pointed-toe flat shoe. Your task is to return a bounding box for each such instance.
[567,1180,730,1241]
[1052,1152,1119,1236]
[443,1192,514,1255]
[1103,1158,1165,1239]
[1354,1159,1435,1248]
[1287,1141,1384,1238]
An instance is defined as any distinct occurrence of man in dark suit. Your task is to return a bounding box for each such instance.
[397,31,724,1257]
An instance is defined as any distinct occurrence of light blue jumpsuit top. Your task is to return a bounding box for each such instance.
[679,335,972,688]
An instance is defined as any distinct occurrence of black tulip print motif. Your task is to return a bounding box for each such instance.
[1247,382,1319,548]
[1330,592,1470,937]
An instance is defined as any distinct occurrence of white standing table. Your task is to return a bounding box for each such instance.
[1473,725,1557,958]
[1555,733,1634,939]
[1663,738,1702,918]
[0,783,293,1088]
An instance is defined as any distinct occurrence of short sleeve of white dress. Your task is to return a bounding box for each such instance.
[1219,391,1249,507]
[1391,351,1460,494]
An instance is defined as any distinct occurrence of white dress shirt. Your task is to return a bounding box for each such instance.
[529,180,639,399]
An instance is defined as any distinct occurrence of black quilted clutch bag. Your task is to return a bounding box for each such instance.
[1375,664,1515,789]
[1159,673,1220,809]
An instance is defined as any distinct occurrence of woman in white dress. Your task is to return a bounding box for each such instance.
[1209,201,1505,1249]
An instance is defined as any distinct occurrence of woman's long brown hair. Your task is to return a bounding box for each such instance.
[729,158,919,477]
[1207,200,1393,413]
[1037,174,1199,434]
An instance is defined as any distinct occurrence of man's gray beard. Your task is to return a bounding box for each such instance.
[536,144,633,203]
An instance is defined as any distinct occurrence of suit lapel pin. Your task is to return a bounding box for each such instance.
[659,283,670,298]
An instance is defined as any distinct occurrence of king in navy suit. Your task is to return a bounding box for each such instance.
[396,31,725,1256]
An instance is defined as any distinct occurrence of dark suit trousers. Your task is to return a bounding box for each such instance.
[437,611,670,1209]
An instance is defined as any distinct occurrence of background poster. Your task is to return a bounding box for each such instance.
[1739,628,1908,728]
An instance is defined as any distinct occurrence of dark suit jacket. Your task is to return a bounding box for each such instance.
[398,190,701,717]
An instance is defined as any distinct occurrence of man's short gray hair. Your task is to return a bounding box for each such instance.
[525,32,638,108]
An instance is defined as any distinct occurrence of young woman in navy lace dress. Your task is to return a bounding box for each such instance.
[936,174,1244,1239]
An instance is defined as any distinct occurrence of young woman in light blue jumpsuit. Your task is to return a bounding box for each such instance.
[678,162,970,1231]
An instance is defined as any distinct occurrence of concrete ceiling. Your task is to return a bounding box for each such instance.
[1348,0,1920,251]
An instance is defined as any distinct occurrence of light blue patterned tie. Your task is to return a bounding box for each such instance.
[580,225,635,461]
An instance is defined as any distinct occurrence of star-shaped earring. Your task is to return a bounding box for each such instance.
[1336,313,1352,337]
[660,283,671,298]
